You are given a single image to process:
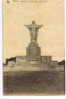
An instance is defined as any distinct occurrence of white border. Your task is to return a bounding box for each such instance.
[0,0,66,99]
[0,0,3,98]
[64,0,66,96]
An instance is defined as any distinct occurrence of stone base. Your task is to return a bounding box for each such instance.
[26,42,41,62]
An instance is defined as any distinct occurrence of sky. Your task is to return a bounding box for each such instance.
[3,0,64,61]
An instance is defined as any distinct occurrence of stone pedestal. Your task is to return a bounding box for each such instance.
[26,42,41,62]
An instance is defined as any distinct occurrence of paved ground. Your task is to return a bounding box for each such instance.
[3,71,65,95]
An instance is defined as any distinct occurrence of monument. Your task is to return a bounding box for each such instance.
[4,21,64,72]
[5,21,52,66]
[25,21,43,62]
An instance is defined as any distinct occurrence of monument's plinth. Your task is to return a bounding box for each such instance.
[26,42,41,62]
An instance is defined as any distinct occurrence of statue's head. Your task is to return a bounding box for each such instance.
[32,20,36,24]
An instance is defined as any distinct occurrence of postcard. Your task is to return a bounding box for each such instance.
[3,0,65,95]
